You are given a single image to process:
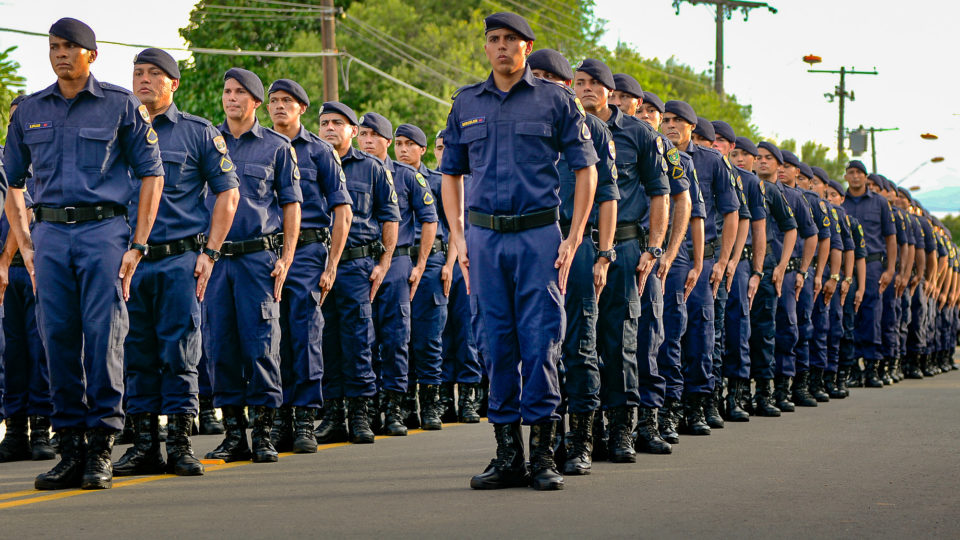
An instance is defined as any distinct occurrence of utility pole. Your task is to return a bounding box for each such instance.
[320,0,338,102]
[672,0,777,96]
[807,65,878,157]
[857,126,898,173]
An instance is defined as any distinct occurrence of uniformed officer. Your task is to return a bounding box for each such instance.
[441,12,599,491]
[113,48,240,477]
[770,150,818,412]
[637,91,665,128]
[357,112,438,435]
[905,195,938,379]
[894,185,922,381]
[842,160,897,389]
[0,94,54,463]
[202,68,302,464]
[608,73,644,118]
[662,101,740,435]
[266,78,352,453]
[749,142,798,416]
[314,102,399,445]
[4,18,165,490]
[874,176,913,384]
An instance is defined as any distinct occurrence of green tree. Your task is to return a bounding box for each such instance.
[0,46,27,145]
[940,214,960,242]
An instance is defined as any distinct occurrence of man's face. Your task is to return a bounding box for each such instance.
[755,149,781,179]
[691,133,713,148]
[319,113,356,152]
[637,102,662,130]
[222,78,259,122]
[713,137,734,156]
[49,35,96,80]
[809,176,826,197]
[797,174,811,190]
[484,29,531,76]
[729,148,754,171]
[661,113,693,146]
[825,186,843,206]
[610,90,639,116]
[867,180,880,194]
[844,168,866,190]
[358,127,390,157]
[434,137,444,164]
[573,72,609,112]
[896,192,908,209]
[531,69,567,84]
[395,136,426,168]
[780,162,798,184]
[133,63,178,109]
[267,90,305,129]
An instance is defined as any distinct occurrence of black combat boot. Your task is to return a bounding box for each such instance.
[470,422,529,489]
[269,405,294,453]
[879,358,894,385]
[401,386,420,429]
[680,394,711,435]
[847,362,864,387]
[116,415,135,445]
[315,399,348,444]
[606,407,637,463]
[836,367,851,397]
[382,391,408,436]
[890,357,903,382]
[791,371,818,407]
[563,411,594,475]
[551,417,566,467]
[477,378,489,418]
[753,379,782,417]
[29,416,57,461]
[81,428,116,489]
[0,415,32,462]
[165,413,204,476]
[251,406,279,462]
[458,383,481,423]
[704,384,724,429]
[368,392,383,435]
[346,397,375,444]
[864,359,884,388]
[198,395,225,435]
[825,370,845,399]
[904,353,923,379]
[806,368,829,403]
[205,406,251,462]
[940,350,953,372]
[920,353,936,377]
[291,408,318,453]
[659,399,681,443]
[635,408,671,454]
[529,423,564,491]
[591,411,609,460]
[35,428,86,490]
[439,383,458,423]
[724,378,750,422]
[773,376,795,412]
[113,413,166,476]
[419,383,443,430]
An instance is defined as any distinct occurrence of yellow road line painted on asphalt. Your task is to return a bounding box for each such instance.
[0,420,477,510]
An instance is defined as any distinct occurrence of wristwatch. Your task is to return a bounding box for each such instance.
[844,277,853,284]
[131,243,149,257]
[596,249,616,263]
[751,270,764,279]
[830,273,841,282]
[202,246,222,262]
[645,246,664,258]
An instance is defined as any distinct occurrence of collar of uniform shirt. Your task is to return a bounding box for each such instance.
[342,145,364,163]
[604,104,625,129]
[39,72,104,100]
[220,116,264,139]
[478,64,539,96]
[156,101,180,124]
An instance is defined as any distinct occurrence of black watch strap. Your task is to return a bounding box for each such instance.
[202,246,221,261]
[751,270,764,279]
[131,242,149,256]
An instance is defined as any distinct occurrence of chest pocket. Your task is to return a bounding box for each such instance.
[348,176,372,217]
[22,128,55,171]
[515,122,554,163]
[162,151,187,188]
[241,162,273,201]
[461,124,488,170]
[298,166,322,203]
[77,127,116,171]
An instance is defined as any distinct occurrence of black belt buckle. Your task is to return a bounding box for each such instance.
[63,206,77,224]
[493,214,518,233]
[371,240,386,259]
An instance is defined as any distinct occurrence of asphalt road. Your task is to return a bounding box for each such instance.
[1,369,958,538]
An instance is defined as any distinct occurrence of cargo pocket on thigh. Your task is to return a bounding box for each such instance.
[260,301,281,357]
[578,300,598,357]
[110,282,129,354]
[308,290,325,378]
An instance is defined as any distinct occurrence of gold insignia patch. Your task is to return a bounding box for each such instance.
[666,147,680,166]
[138,104,150,123]
[416,173,427,188]
[823,215,830,228]
[213,135,227,154]
[661,157,668,172]
[581,123,591,140]
[293,164,301,181]
[575,98,586,117]
[391,191,398,203]
[608,140,616,160]
[819,200,827,214]
[290,146,298,163]
[146,127,158,144]
[672,166,684,179]
[723,155,732,169]
[423,191,434,205]
[656,137,664,155]
[385,170,394,185]
[219,156,234,173]
[736,175,743,191]
[339,171,346,183]
[759,180,766,196]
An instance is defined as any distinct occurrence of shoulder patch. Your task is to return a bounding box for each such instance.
[672,165,684,180]
[759,179,766,195]
[660,157,668,173]
[385,170,394,185]
[656,137,664,155]
[819,200,827,213]
[423,191,434,205]
[575,98,586,117]
[138,104,151,123]
[391,190,398,203]
[581,123,591,140]
[219,156,234,173]
[608,140,617,160]
[339,170,346,183]
[736,175,743,191]
[723,155,732,169]
[416,173,427,188]
[290,146,298,163]
[145,127,158,145]
[666,147,680,166]
[213,135,227,154]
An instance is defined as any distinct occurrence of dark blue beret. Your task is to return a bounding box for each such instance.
[846,160,867,174]
[436,129,445,140]
[879,175,896,192]
[575,58,615,90]
[757,141,783,164]
[798,162,815,180]
[223,67,264,102]
[613,73,643,99]
[359,112,393,140]
[395,123,427,147]
[134,48,180,79]
[642,92,664,113]
[484,12,535,41]
[527,49,573,81]
[711,120,736,143]
[781,150,801,169]
[694,117,715,142]
[664,100,697,125]
[10,94,27,108]
[318,101,358,125]
[49,17,96,51]
[826,179,845,195]
[897,186,911,200]
[735,136,758,157]
[810,166,830,183]
[866,173,883,187]
[268,78,310,106]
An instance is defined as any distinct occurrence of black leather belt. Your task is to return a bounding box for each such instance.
[340,241,384,262]
[411,237,447,260]
[299,228,330,248]
[144,234,203,261]
[786,257,804,273]
[220,234,280,257]
[468,207,559,233]
[35,204,127,224]
[10,252,25,267]
[591,222,648,247]
[866,253,885,264]
[703,240,717,260]
[741,242,770,263]
[394,245,413,257]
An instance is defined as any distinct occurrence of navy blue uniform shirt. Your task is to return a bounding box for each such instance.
[802,189,833,242]
[602,105,670,228]
[558,112,619,226]
[782,184,818,258]
[440,66,599,216]
[833,204,854,252]
[129,102,240,243]
[4,75,164,205]
[683,142,740,247]
[416,163,447,243]
[762,179,798,263]
[340,147,400,248]
[842,189,895,256]
[919,214,936,253]
[738,167,766,246]
[216,118,302,241]
[850,215,868,260]
[680,150,706,220]
[289,125,352,231]
[383,157,438,247]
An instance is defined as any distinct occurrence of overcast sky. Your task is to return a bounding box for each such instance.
[2,0,958,209]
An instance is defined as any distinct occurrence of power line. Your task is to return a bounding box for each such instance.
[247,0,326,9]
[478,0,568,41]
[201,3,333,13]
[338,22,462,87]
[524,0,583,27]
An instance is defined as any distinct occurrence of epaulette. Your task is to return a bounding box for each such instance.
[99,81,133,95]
[261,126,290,143]
[451,81,483,100]
[180,111,215,127]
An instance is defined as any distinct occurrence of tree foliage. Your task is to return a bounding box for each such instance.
[0,46,27,145]
[940,214,960,243]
